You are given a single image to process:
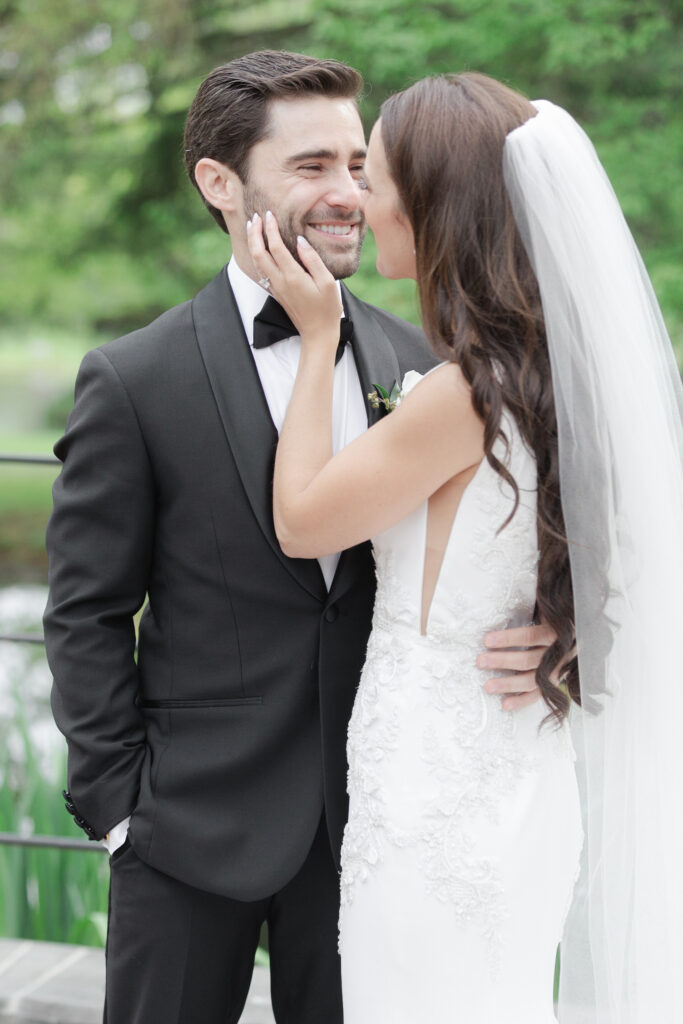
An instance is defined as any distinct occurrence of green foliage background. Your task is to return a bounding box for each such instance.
[1,0,681,356]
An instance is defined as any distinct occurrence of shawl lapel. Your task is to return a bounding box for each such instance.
[328,286,402,604]
[192,268,327,602]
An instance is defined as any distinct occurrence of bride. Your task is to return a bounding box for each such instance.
[247,73,683,1023]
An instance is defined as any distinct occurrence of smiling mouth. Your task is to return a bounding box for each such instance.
[309,222,359,238]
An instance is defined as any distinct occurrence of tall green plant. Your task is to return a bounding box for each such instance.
[0,677,109,946]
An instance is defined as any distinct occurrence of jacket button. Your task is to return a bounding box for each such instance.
[324,604,339,623]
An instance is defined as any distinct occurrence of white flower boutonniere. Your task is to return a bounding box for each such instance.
[367,370,424,413]
[400,370,424,395]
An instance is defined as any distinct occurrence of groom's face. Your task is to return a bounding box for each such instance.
[238,96,368,280]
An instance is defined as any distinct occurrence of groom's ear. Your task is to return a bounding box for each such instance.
[194,158,242,219]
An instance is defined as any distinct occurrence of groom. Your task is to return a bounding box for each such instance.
[45,51,550,1024]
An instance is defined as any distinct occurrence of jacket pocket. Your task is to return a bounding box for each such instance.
[139,697,263,709]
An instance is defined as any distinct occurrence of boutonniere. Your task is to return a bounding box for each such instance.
[367,370,424,413]
[368,380,401,412]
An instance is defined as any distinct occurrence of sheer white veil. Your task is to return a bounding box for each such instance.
[503,100,683,1021]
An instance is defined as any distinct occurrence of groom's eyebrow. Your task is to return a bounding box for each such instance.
[285,147,367,165]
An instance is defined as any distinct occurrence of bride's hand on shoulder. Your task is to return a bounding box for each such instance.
[247,211,342,350]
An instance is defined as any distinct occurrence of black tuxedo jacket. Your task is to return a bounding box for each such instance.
[44,267,436,900]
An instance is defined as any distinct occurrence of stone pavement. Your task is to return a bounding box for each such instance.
[0,939,274,1023]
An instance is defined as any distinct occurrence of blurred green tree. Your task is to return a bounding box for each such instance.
[312,0,682,353]
[0,0,680,357]
[0,1,315,333]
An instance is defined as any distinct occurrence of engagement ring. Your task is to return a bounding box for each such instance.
[258,276,271,291]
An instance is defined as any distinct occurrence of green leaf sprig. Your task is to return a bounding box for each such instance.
[368,380,402,412]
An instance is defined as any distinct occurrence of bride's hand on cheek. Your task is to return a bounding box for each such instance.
[247,211,342,349]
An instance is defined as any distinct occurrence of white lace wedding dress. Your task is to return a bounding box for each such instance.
[339,413,582,1023]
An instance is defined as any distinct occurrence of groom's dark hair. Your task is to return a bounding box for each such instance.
[184,51,364,233]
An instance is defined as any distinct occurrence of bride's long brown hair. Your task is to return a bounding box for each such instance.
[381,72,579,723]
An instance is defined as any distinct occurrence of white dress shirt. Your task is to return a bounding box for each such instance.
[103,257,368,855]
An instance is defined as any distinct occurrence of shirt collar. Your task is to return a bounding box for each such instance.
[227,255,343,348]
[227,257,270,348]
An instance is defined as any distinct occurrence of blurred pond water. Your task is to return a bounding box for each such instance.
[0,584,63,788]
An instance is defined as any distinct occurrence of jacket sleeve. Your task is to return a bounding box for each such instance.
[44,347,154,839]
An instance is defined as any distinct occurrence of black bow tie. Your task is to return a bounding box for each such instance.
[253,295,354,364]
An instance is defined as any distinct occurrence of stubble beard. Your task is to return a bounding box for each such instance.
[243,184,366,280]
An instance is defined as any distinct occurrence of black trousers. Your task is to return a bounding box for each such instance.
[103,816,343,1024]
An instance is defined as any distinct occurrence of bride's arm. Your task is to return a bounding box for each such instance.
[277,360,482,557]
[248,212,484,558]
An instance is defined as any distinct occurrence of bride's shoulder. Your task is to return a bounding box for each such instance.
[392,361,483,467]
[400,361,472,408]
[394,362,480,444]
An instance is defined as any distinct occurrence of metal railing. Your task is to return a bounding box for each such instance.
[0,454,59,466]
[0,833,105,853]
[0,452,102,853]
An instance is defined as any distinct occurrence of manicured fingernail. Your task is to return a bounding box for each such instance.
[477,654,492,668]
[246,218,252,231]
[484,632,502,647]
[297,235,311,248]
[266,210,273,220]
[484,679,497,694]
